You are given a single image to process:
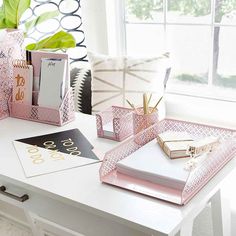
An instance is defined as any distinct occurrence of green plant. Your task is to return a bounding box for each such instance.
[0,0,76,50]
[26,31,76,51]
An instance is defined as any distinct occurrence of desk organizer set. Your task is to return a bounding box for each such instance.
[0,28,74,126]
[1,47,75,126]
[99,119,236,205]
[96,94,161,141]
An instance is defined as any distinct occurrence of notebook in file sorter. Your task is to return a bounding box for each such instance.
[26,50,69,95]
[38,58,67,109]
[13,60,33,105]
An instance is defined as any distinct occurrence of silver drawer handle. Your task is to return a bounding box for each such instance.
[0,186,29,202]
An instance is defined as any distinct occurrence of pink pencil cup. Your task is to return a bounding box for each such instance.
[133,107,159,134]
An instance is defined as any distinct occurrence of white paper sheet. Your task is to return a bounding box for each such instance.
[116,140,191,190]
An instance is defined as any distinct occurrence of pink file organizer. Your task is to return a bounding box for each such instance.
[96,106,134,142]
[99,119,236,205]
[9,89,75,126]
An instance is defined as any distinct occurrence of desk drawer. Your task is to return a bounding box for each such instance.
[0,179,85,236]
[32,213,84,236]
[0,179,31,211]
[0,179,150,236]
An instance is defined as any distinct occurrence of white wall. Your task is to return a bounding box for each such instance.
[80,0,109,54]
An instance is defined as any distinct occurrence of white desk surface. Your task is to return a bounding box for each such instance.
[0,113,236,235]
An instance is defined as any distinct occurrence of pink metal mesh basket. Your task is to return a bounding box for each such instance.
[9,89,75,126]
[99,119,236,205]
[6,29,25,50]
[96,106,134,141]
[133,107,159,134]
[0,30,24,120]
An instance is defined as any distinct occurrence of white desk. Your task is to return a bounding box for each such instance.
[0,113,234,236]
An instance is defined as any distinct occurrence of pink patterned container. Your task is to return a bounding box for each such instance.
[6,29,25,50]
[9,89,75,126]
[100,119,236,205]
[0,29,24,120]
[96,106,134,142]
[133,107,159,134]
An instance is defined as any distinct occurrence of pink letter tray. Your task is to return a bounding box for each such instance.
[99,119,236,205]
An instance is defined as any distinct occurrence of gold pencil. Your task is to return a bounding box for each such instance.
[143,93,148,114]
[126,99,136,110]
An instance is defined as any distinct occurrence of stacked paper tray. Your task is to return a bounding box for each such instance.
[116,141,191,190]
[99,119,236,205]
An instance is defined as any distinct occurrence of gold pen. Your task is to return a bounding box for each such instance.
[147,93,152,106]
[151,96,163,114]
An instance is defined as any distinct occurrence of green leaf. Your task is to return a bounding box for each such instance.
[0,6,5,17]
[0,17,16,29]
[25,31,76,51]
[24,10,59,32]
[0,17,8,28]
[0,5,15,29]
[3,0,31,28]
[0,6,8,28]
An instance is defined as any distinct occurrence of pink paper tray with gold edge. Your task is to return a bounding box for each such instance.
[99,119,236,205]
